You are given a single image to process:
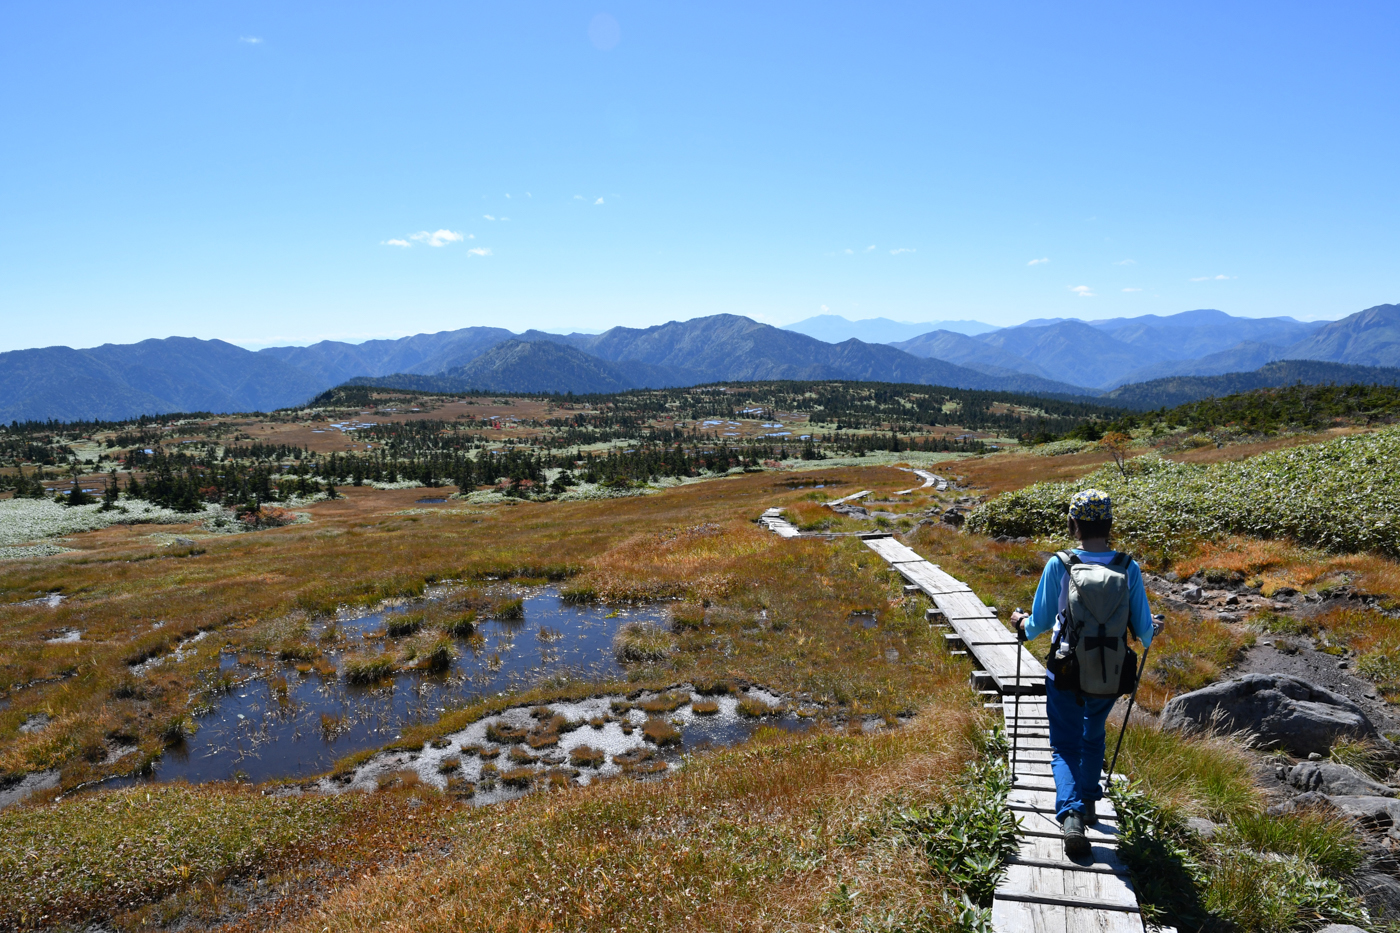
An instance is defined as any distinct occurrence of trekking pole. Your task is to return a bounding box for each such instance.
[1011,609,1025,780]
[1105,618,1163,788]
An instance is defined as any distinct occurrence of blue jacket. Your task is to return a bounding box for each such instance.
[1024,549,1154,654]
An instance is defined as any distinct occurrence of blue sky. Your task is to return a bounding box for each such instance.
[2,2,1397,352]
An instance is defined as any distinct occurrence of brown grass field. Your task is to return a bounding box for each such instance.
[4,429,1399,931]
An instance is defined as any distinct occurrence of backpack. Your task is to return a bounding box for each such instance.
[1046,550,1138,698]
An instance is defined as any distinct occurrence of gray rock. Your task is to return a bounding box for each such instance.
[1159,673,1383,756]
[1185,816,1221,839]
[1316,925,1369,933]
[1181,585,1204,603]
[18,714,50,734]
[1289,761,1397,797]
[1326,795,1400,827]
[1268,790,1332,815]
[0,770,60,809]
[1358,871,1400,917]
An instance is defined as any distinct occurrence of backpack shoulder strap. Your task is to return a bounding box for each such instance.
[1109,551,1132,569]
[1055,549,1080,569]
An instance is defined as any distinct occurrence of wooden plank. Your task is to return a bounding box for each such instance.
[1011,804,1118,829]
[1017,834,1128,867]
[895,562,971,594]
[828,489,872,506]
[936,590,1000,619]
[863,538,925,564]
[1008,856,1131,876]
[1000,864,1139,909]
[992,896,1144,933]
[1018,810,1120,843]
[899,567,974,597]
[949,616,1017,642]
[995,892,1140,914]
[1009,789,1117,821]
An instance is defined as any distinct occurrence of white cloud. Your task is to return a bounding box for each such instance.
[821,304,829,312]
[382,239,410,248]
[865,245,876,251]
[594,197,604,205]
[890,248,915,255]
[483,214,495,221]
[588,12,621,51]
[844,249,853,255]
[1190,274,1235,282]
[467,247,492,257]
[1069,285,1095,298]
[409,229,465,247]
[1122,287,1142,292]
[1114,258,1136,265]
[239,36,263,44]
[505,193,511,199]
[573,195,584,200]
[1028,257,1049,266]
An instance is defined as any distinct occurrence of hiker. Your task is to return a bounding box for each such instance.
[1008,488,1154,858]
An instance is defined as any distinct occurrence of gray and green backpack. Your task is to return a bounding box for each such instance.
[1046,551,1138,697]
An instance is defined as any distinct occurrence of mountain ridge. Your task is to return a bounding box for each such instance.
[4,304,1396,423]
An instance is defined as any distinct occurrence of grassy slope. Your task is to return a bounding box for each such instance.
[0,462,998,930]
[5,426,1398,931]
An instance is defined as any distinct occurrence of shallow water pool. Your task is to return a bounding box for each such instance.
[148,588,662,785]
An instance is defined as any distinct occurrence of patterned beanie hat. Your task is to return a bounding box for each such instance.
[1068,488,1112,522]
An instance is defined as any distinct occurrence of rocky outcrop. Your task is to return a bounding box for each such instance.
[1288,761,1396,798]
[1160,673,1383,755]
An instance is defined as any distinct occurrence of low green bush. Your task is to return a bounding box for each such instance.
[969,428,1400,558]
[893,752,1017,907]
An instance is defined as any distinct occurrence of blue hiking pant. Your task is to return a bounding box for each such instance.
[1045,678,1116,822]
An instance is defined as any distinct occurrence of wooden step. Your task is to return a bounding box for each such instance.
[999,863,1139,909]
[1016,810,1121,844]
[992,897,1145,933]
[1018,833,1129,867]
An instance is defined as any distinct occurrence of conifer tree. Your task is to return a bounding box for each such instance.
[101,470,119,511]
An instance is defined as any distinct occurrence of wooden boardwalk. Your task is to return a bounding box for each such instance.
[862,535,1044,694]
[755,510,1158,933]
[896,468,949,494]
[995,695,1161,933]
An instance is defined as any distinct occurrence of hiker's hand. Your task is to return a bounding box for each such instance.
[1009,609,1029,641]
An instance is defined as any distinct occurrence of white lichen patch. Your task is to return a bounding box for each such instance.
[0,498,222,547]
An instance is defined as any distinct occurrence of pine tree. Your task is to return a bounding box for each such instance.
[64,482,94,507]
[101,470,119,511]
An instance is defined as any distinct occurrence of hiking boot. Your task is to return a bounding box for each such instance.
[1062,811,1091,858]
[1084,800,1098,825]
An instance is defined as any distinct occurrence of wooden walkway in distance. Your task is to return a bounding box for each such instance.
[862,535,1044,695]
[995,694,1164,933]
[758,507,802,538]
[896,468,949,494]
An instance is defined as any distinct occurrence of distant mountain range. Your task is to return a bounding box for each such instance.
[2,303,1398,423]
[782,315,999,343]
[350,315,1088,398]
[889,308,1333,388]
[1102,359,1400,410]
